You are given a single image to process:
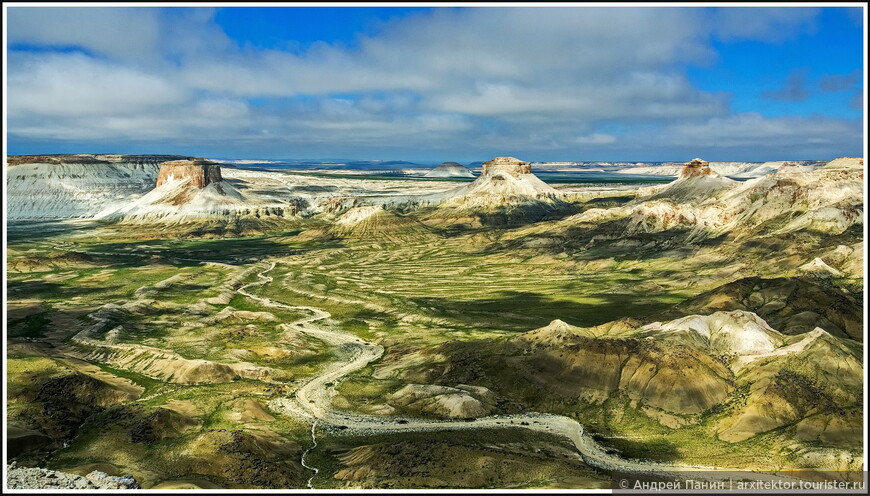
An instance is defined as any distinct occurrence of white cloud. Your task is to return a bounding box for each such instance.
[7,7,162,60]
[172,7,716,99]
[428,75,727,120]
[629,112,863,159]
[6,6,232,63]
[664,112,856,145]
[5,6,861,160]
[8,53,188,117]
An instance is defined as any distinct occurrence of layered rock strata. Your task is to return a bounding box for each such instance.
[481,156,533,177]
[680,158,713,178]
[155,159,223,188]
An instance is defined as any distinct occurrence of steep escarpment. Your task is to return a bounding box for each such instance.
[679,157,713,178]
[156,158,223,188]
[5,154,191,221]
[6,153,191,167]
[6,154,309,229]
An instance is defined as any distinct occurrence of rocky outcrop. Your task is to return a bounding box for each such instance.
[155,158,222,188]
[6,463,139,489]
[481,156,533,177]
[821,157,863,170]
[680,158,713,178]
[387,384,498,418]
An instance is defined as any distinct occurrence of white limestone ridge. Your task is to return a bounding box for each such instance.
[716,156,864,236]
[798,257,844,278]
[616,160,826,178]
[611,156,864,239]
[5,154,188,221]
[335,205,387,227]
[635,310,859,376]
[424,162,475,178]
[639,310,785,356]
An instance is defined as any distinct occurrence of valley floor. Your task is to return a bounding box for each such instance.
[5,173,865,489]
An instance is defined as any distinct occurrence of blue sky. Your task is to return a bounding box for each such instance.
[5,5,865,162]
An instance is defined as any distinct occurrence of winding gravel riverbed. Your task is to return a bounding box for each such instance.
[239,262,769,485]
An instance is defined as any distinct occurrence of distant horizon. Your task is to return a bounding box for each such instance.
[3,150,856,166]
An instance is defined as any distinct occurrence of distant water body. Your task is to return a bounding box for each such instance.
[227,160,676,184]
[535,171,673,184]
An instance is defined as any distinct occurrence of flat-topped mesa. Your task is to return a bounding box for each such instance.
[155,158,222,188]
[821,157,864,170]
[94,154,192,165]
[481,156,532,177]
[680,158,713,178]
[442,155,558,201]
[6,154,107,167]
[6,154,192,167]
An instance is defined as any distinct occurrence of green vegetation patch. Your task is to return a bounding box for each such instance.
[8,308,54,339]
[308,427,609,489]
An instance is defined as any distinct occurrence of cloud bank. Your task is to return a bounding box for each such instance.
[5,6,864,161]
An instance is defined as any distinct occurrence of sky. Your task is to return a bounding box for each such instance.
[4,4,866,163]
